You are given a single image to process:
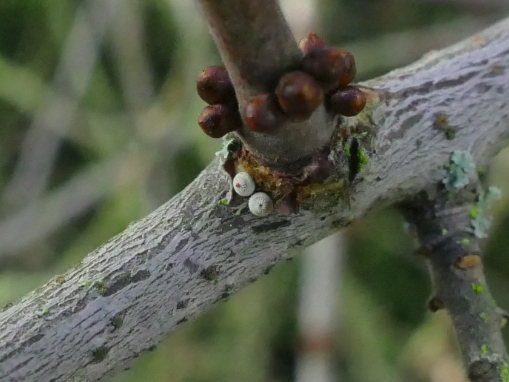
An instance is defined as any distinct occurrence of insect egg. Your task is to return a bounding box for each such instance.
[232,172,255,197]
[248,192,273,217]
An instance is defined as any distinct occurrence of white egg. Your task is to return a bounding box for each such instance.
[232,172,255,197]
[248,192,273,217]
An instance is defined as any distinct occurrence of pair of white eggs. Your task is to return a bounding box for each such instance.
[232,172,273,217]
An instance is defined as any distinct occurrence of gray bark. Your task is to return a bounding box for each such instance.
[1,14,509,382]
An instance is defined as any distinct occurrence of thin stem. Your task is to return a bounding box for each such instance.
[197,0,331,167]
[404,189,509,382]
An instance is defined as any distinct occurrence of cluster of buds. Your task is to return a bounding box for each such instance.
[197,32,366,138]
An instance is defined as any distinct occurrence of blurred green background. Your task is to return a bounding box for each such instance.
[1,0,509,381]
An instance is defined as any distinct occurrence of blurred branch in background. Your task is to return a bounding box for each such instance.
[1,0,120,210]
[0,149,142,266]
[406,0,509,11]
[402,314,468,382]
[346,16,496,78]
[110,0,155,115]
[296,233,343,382]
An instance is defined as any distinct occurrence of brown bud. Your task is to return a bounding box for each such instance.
[198,104,240,138]
[298,32,326,55]
[303,47,356,88]
[275,71,323,121]
[327,86,366,117]
[196,65,236,105]
[244,94,280,132]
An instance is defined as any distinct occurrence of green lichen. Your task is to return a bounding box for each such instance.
[36,307,50,317]
[442,150,475,191]
[471,186,502,238]
[358,148,369,172]
[343,143,351,157]
[472,283,484,294]
[472,216,492,239]
[499,362,509,382]
[219,198,228,205]
[481,344,489,355]
[215,135,236,161]
[469,207,478,219]
[83,280,91,287]
[442,228,448,235]
[479,312,489,323]
[462,238,471,246]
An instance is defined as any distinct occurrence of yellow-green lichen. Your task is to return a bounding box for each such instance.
[35,307,50,318]
[499,362,509,382]
[481,344,489,355]
[298,179,348,213]
[343,143,351,157]
[472,283,484,294]
[358,148,369,172]
[462,238,471,246]
[54,275,65,284]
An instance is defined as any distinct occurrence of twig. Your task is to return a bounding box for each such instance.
[406,0,508,10]
[110,0,155,114]
[197,0,331,166]
[0,57,142,151]
[296,233,343,382]
[403,181,509,382]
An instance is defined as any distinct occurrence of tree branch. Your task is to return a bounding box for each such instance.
[1,7,509,382]
[404,182,509,382]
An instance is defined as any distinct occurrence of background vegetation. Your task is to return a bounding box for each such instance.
[1,1,508,381]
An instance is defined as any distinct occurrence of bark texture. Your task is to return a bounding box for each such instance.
[1,7,509,382]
